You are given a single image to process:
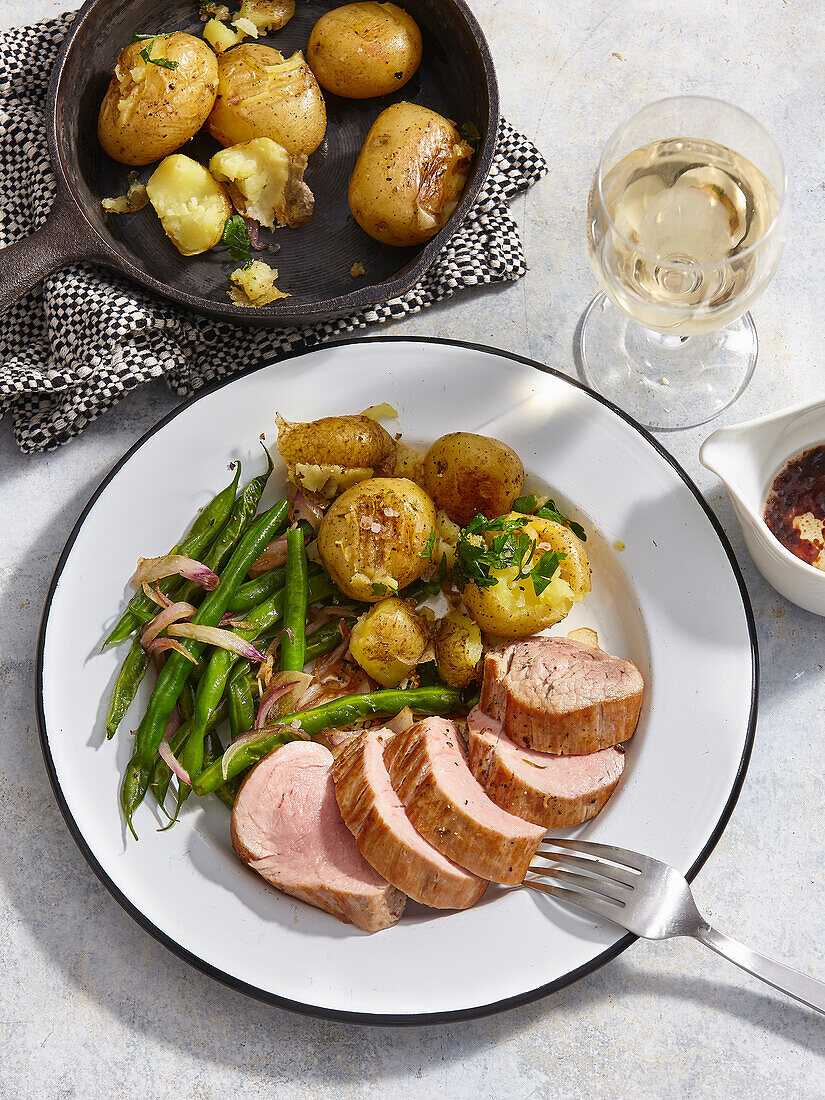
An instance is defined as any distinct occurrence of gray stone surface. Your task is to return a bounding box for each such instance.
[1,1,824,1096]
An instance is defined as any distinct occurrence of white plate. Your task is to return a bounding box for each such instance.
[37,338,756,1023]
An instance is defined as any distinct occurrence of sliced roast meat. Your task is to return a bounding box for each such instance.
[383,717,545,886]
[332,729,488,910]
[480,637,644,754]
[467,707,624,828]
[231,741,406,932]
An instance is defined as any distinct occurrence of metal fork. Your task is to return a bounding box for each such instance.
[526,838,825,1014]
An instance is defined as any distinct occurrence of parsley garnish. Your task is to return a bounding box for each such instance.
[416,661,441,687]
[512,493,586,542]
[452,512,567,596]
[371,581,398,597]
[460,121,482,145]
[133,34,179,69]
[220,215,252,262]
[530,549,565,595]
[420,527,436,559]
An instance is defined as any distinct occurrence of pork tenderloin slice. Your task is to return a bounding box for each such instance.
[332,729,488,910]
[481,637,644,754]
[467,707,624,828]
[383,717,545,886]
[231,741,406,932]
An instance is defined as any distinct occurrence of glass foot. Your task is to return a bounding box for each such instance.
[577,293,758,431]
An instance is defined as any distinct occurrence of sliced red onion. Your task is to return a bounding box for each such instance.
[146,637,199,664]
[294,681,348,711]
[328,729,356,747]
[243,216,265,250]
[264,625,295,659]
[219,612,256,628]
[158,739,192,787]
[162,706,183,744]
[249,536,288,577]
[141,601,197,647]
[313,637,349,683]
[256,671,312,729]
[142,582,172,608]
[306,606,358,637]
[167,623,266,662]
[290,491,325,531]
[385,706,415,735]
[132,554,220,590]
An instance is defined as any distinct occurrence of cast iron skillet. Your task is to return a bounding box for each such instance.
[0,0,498,325]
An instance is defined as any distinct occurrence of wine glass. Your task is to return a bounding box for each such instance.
[580,96,787,430]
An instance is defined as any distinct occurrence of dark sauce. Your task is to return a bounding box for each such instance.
[764,446,825,566]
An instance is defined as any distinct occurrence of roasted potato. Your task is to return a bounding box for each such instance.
[308,2,422,99]
[461,514,591,637]
[98,33,219,166]
[434,610,482,688]
[236,0,295,34]
[350,597,429,687]
[348,103,474,246]
[422,433,525,526]
[317,477,438,601]
[207,45,327,157]
[146,155,232,255]
[276,413,396,497]
[210,139,314,229]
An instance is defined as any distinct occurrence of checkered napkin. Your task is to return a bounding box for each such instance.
[0,13,547,453]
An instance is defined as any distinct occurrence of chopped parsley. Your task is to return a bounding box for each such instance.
[512,494,587,542]
[460,121,482,145]
[420,527,436,559]
[416,661,441,687]
[220,215,252,262]
[133,34,179,69]
[452,512,566,596]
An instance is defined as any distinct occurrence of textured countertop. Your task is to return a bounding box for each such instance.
[2,1,824,1096]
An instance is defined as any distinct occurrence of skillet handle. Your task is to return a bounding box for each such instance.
[0,187,102,313]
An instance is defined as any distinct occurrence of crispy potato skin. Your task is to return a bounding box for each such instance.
[462,514,591,638]
[97,34,219,166]
[317,477,437,601]
[277,414,395,471]
[349,597,429,687]
[434,610,482,688]
[308,2,422,99]
[348,103,474,247]
[422,433,525,526]
[207,45,327,156]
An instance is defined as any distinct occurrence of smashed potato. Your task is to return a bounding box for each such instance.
[350,597,429,687]
[317,477,437,601]
[461,514,591,638]
[423,432,524,526]
[146,155,231,255]
[434,610,482,688]
[98,34,219,166]
[210,138,314,229]
[276,413,396,496]
[207,45,327,157]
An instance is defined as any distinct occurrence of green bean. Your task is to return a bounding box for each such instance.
[305,619,350,663]
[228,666,256,740]
[104,463,242,647]
[104,637,149,740]
[280,527,308,672]
[194,685,463,795]
[120,499,289,837]
[179,571,334,794]
[225,567,286,613]
[178,678,196,723]
[177,447,275,607]
[149,715,193,818]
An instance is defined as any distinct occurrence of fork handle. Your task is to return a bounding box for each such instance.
[693,925,825,1014]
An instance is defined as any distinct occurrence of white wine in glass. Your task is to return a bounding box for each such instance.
[581,97,787,430]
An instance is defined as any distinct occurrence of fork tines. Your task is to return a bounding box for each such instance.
[525,838,643,920]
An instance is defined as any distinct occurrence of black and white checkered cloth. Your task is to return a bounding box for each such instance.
[0,12,547,453]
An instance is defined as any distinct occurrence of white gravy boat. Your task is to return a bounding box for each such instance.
[700,396,825,615]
